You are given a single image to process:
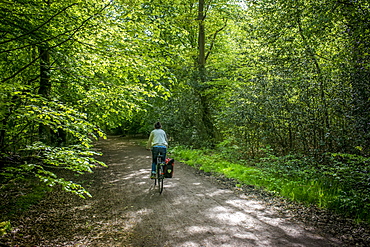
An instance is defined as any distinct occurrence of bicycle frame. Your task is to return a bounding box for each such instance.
[155,152,165,194]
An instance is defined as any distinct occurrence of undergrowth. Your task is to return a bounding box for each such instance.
[170,146,370,224]
[0,177,52,222]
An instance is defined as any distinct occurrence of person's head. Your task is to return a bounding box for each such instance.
[154,122,162,129]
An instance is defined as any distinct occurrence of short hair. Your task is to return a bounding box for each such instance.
[154,122,162,129]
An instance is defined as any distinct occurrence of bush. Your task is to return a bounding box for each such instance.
[171,146,370,223]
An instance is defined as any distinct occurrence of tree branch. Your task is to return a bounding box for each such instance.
[0,3,78,45]
[1,3,112,84]
[205,20,227,62]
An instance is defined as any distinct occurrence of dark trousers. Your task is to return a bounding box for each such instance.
[151,146,167,172]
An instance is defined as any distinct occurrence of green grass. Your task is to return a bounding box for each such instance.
[170,146,370,224]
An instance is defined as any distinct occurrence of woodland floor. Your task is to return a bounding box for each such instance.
[1,135,370,246]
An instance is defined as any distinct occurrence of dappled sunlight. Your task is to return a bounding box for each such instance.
[109,178,121,184]
[170,223,258,247]
[73,203,93,211]
[76,207,154,245]
[95,178,290,246]
[207,189,234,197]
[121,169,149,181]
[171,195,328,246]
[226,198,266,212]
[136,173,333,246]
[206,206,251,225]
[54,137,340,247]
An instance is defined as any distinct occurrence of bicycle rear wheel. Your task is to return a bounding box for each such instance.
[157,164,164,194]
[154,155,161,186]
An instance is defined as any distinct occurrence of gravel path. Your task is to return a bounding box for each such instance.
[3,136,367,246]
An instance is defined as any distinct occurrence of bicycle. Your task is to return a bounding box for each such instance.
[154,152,166,194]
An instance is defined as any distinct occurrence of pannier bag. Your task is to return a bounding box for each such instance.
[164,158,175,178]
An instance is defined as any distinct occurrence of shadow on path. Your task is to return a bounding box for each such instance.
[3,136,342,246]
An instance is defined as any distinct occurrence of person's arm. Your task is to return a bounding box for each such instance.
[146,131,153,150]
[165,133,168,147]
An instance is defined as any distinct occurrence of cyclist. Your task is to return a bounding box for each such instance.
[146,122,168,179]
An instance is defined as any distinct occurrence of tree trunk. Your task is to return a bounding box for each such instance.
[38,46,51,97]
[198,0,206,73]
[196,0,215,145]
[38,46,52,143]
[297,15,331,154]
[350,35,370,151]
[340,0,370,152]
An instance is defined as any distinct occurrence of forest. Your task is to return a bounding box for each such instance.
[1,0,369,227]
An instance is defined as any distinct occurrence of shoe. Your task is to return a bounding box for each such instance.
[150,172,156,179]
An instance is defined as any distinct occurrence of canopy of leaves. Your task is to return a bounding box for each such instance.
[0,0,369,200]
[0,0,174,196]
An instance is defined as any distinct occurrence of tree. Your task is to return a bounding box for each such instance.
[138,0,241,147]
[0,0,174,196]
[215,0,369,156]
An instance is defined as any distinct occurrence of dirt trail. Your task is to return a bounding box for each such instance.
[4,136,343,246]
